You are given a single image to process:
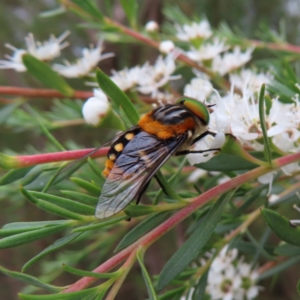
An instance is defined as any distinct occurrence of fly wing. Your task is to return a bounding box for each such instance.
[95,131,187,219]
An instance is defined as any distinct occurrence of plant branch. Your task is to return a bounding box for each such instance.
[0,86,93,99]
[62,152,300,293]
[250,40,300,54]
[0,148,109,169]
[105,251,137,300]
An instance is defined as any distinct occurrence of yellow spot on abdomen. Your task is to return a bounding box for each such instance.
[109,153,116,161]
[125,132,134,140]
[114,143,124,152]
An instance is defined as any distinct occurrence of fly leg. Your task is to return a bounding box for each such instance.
[176,131,220,156]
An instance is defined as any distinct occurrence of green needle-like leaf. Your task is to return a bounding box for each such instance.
[120,0,138,28]
[0,167,33,186]
[0,266,62,292]
[137,249,158,300]
[258,84,272,164]
[0,224,69,249]
[71,177,101,196]
[262,209,300,246]
[22,232,82,272]
[63,264,118,279]
[96,68,139,125]
[22,54,74,97]
[0,220,68,237]
[19,287,99,300]
[157,190,234,291]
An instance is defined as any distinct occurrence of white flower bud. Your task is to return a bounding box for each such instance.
[145,21,159,32]
[159,40,175,54]
[82,91,110,126]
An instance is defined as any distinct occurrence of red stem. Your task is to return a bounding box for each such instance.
[0,86,93,99]
[15,148,109,167]
[62,152,300,293]
[251,40,300,54]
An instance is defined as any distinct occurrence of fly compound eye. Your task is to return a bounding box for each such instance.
[178,97,210,125]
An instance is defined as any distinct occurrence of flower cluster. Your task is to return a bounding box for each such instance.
[0,32,113,77]
[182,246,261,300]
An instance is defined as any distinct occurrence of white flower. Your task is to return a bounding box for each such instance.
[25,31,70,61]
[268,194,280,204]
[82,89,110,126]
[184,77,213,101]
[159,40,175,54]
[110,65,146,91]
[186,132,225,165]
[175,20,212,41]
[257,171,277,195]
[230,69,273,92]
[206,246,261,300]
[267,98,300,139]
[138,54,180,96]
[187,169,208,182]
[0,45,27,72]
[145,20,159,32]
[211,245,238,272]
[0,31,70,72]
[186,38,229,61]
[212,47,254,76]
[290,205,300,226]
[53,40,114,78]
[209,87,264,149]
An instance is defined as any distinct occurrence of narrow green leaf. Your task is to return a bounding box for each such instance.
[72,0,104,20]
[258,84,272,164]
[30,191,95,215]
[96,68,139,125]
[63,264,118,278]
[119,0,138,28]
[137,249,158,300]
[275,243,300,256]
[245,230,274,260]
[115,212,170,252]
[0,266,62,292]
[0,167,32,185]
[157,190,234,291]
[60,190,98,206]
[22,54,74,97]
[39,6,66,18]
[154,157,187,205]
[73,216,126,232]
[21,188,87,220]
[157,287,186,300]
[124,204,155,217]
[25,104,65,151]
[43,160,87,193]
[0,220,68,237]
[197,153,256,171]
[21,165,48,186]
[71,177,101,196]
[258,256,300,280]
[0,224,69,249]
[155,171,184,202]
[22,232,82,272]
[192,270,208,300]
[19,287,99,300]
[298,279,300,296]
[262,209,300,246]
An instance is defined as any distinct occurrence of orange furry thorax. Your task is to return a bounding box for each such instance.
[138,112,196,140]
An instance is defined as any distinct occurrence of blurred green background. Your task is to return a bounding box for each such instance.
[1,0,300,299]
